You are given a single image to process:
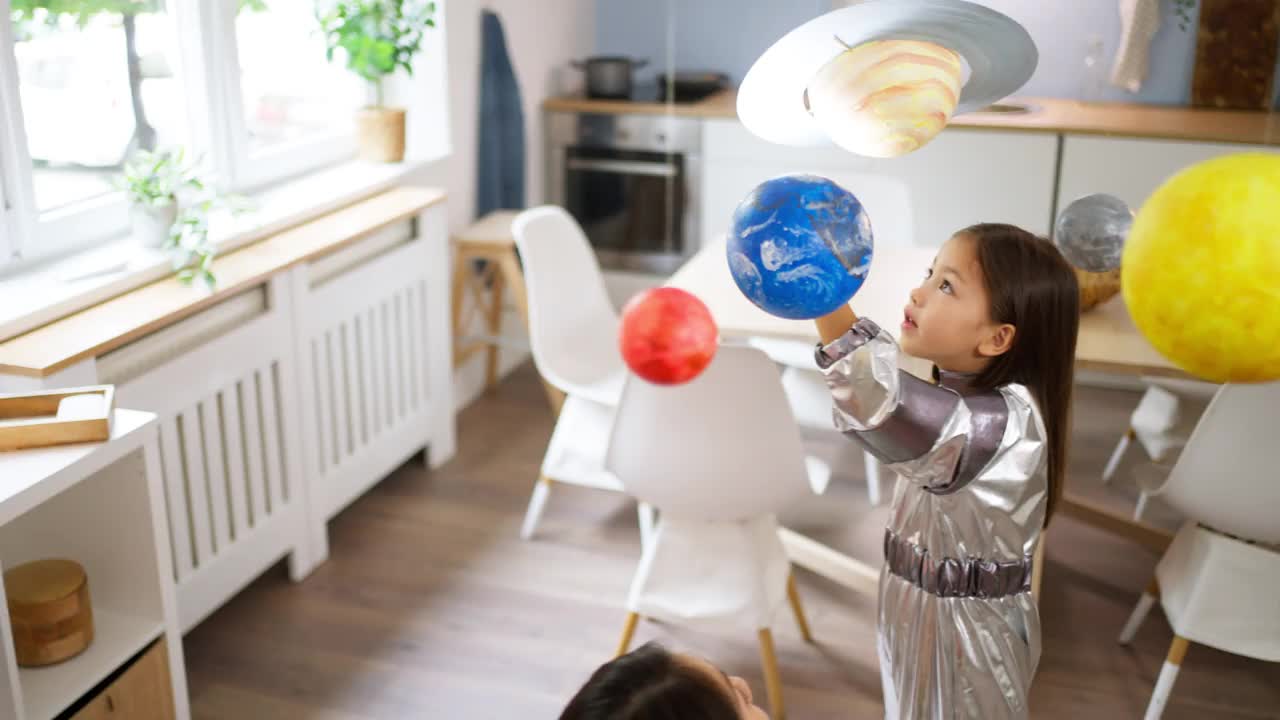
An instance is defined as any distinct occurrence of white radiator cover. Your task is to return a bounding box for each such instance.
[70,205,455,634]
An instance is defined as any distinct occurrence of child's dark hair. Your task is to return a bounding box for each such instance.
[957,223,1079,526]
[559,642,739,720]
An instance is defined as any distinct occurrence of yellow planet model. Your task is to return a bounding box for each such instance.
[1122,153,1280,383]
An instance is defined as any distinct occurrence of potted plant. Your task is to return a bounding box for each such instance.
[318,0,437,163]
[115,146,248,290]
[114,147,203,248]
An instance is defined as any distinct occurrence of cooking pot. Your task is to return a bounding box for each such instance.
[658,71,730,103]
[572,56,649,99]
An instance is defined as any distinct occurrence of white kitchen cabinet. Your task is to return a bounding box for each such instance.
[700,119,1058,249]
[1056,135,1277,214]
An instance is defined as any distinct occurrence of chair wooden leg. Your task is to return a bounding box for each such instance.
[520,476,553,540]
[1120,576,1160,645]
[450,248,471,367]
[616,612,640,658]
[786,574,813,644]
[1143,635,1189,720]
[757,628,786,720]
[544,385,567,416]
[498,250,530,330]
[485,267,506,390]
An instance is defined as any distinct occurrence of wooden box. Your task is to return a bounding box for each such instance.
[0,386,114,452]
[4,558,94,667]
[66,638,175,720]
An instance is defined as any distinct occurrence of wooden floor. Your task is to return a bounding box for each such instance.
[184,363,1280,719]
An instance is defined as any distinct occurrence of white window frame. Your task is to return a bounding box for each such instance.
[0,0,366,271]
[0,3,37,265]
[207,0,364,193]
[0,0,201,267]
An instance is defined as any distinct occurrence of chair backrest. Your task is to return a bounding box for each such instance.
[1161,381,1280,544]
[605,344,814,522]
[510,206,623,396]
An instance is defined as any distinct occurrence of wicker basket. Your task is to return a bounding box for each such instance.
[1074,266,1122,312]
[355,107,407,163]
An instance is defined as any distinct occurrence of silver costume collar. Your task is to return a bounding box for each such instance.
[936,369,981,396]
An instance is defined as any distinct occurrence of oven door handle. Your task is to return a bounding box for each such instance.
[566,157,677,177]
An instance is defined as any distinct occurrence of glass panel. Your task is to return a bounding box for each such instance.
[11,3,186,214]
[234,0,365,154]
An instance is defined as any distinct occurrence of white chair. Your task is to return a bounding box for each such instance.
[510,206,653,542]
[1100,376,1217,521]
[1116,381,1280,720]
[746,174,915,507]
[606,344,831,720]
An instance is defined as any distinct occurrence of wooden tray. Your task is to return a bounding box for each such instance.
[0,386,115,452]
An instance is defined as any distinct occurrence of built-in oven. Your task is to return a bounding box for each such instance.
[547,112,701,275]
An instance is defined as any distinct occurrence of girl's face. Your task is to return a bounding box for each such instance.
[900,233,1015,373]
[679,654,769,719]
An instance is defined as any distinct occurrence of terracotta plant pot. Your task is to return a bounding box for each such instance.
[356,106,407,163]
[1074,265,1122,312]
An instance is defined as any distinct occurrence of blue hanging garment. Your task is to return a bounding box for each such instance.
[475,9,526,217]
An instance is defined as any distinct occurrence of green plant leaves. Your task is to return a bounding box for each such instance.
[317,0,436,91]
[118,145,252,290]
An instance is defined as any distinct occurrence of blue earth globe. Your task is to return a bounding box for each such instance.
[727,174,874,320]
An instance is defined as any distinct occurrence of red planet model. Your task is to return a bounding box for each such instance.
[618,288,719,385]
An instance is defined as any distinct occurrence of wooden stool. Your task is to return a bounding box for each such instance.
[451,211,564,412]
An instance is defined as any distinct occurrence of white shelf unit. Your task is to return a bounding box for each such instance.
[0,410,188,720]
[20,612,162,720]
[0,189,456,656]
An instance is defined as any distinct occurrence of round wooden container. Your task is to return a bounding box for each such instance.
[4,558,94,667]
[1074,265,1122,312]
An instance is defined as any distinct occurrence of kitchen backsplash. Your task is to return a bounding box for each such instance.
[594,0,1280,107]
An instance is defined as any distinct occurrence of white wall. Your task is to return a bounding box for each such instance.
[407,0,596,408]
[415,0,595,232]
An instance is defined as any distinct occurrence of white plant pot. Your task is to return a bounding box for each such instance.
[130,202,178,249]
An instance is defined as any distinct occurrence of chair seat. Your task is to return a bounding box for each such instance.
[541,394,623,492]
[455,210,521,247]
[628,514,791,632]
[1157,521,1280,662]
[1131,385,1198,463]
[561,368,626,408]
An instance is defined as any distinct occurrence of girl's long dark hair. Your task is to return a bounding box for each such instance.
[959,223,1079,526]
[559,643,738,720]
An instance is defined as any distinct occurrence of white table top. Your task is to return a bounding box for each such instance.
[668,237,1184,378]
[0,409,156,526]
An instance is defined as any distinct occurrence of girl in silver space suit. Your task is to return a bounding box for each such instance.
[814,223,1080,719]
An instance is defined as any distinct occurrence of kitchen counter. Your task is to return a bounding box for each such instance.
[544,89,1280,147]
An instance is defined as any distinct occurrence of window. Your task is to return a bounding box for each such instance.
[234,0,365,157]
[0,0,381,269]
[12,5,187,214]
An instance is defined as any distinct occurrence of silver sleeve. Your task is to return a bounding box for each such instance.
[816,318,1014,494]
